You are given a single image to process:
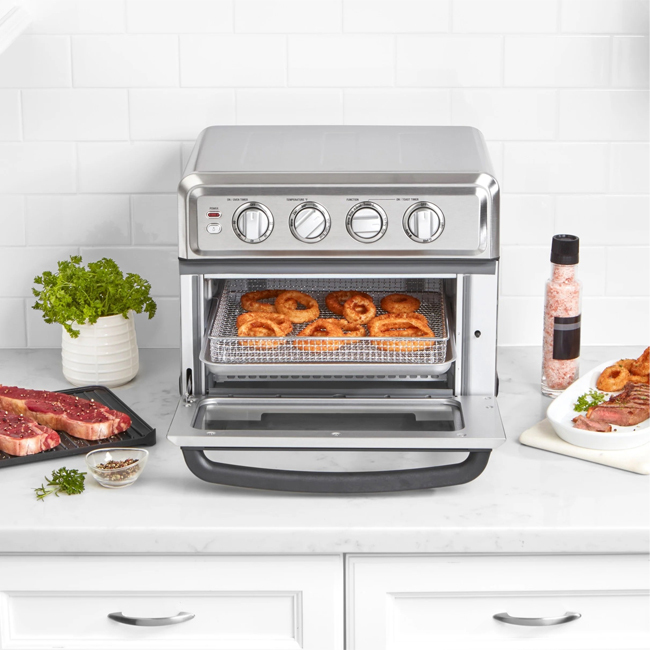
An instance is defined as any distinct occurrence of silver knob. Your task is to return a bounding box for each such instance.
[403,201,445,244]
[403,202,445,243]
[233,202,274,244]
[346,202,388,243]
[289,202,331,243]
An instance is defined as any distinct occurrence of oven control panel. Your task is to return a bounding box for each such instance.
[191,188,489,257]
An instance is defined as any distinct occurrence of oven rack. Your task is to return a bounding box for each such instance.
[201,279,454,379]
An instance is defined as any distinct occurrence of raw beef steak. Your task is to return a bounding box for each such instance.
[0,410,61,456]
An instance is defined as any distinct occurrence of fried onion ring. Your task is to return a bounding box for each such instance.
[322,318,366,341]
[380,293,421,314]
[236,312,293,335]
[325,291,373,316]
[630,347,649,377]
[369,314,435,352]
[294,319,345,352]
[628,374,650,384]
[237,317,285,348]
[342,294,376,325]
[275,291,320,324]
[241,290,292,313]
[596,364,631,392]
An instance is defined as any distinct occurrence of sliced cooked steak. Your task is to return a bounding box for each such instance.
[0,410,61,456]
[572,415,612,432]
[586,383,649,428]
[0,386,131,440]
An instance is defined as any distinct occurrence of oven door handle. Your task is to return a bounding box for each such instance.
[181,448,491,493]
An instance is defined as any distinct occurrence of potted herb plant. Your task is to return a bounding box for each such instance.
[32,256,157,388]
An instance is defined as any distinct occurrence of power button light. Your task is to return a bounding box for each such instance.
[206,211,221,218]
[206,223,222,234]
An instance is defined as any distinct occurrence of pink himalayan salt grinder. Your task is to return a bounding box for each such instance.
[541,234,582,397]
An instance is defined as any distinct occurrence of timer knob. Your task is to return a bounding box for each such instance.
[233,202,274,244]
[289,202,331,243]
[346,202,388,243]
[403,202,445,243]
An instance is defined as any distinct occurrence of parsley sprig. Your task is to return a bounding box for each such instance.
[573,389,606,412]
[32,256,157,338]
[34,467,86,501]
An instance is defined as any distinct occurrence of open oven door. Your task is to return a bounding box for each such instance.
[167,395,505,493]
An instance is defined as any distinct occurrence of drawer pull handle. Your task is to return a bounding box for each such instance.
[108,611,195,627]
[493,611,581,627]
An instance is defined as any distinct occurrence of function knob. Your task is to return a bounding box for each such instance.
[346,202,388,243]
[403,202,445,243]
[232,202,274,244]
[289,202,331,243]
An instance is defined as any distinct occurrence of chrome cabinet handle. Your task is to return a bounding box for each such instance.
[108,611,195,627]
[493,611,581,627]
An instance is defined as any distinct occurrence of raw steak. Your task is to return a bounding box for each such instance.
[0,410,61,456]
[0,386,131,441]
[586,383,649,428]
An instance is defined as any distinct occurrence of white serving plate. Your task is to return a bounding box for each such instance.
[547,359,649,451]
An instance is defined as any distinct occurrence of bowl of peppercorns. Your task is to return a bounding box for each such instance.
[85,448,148,488]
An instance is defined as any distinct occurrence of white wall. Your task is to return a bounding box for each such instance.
[0,0,648,348]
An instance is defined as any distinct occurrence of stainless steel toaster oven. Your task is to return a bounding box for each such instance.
[167,125,505,492]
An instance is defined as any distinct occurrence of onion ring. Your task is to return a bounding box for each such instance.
[380,293,421,314]
[628,374,650,384]
[342,294,376,325]
[275,291,320,324]
[322,318,366,342]
[325,291,373,316]
[237,316,285,348]
[596,364,630,392]
[294,319,345,352]
[369,314,435,352]
[241,290,292,313]
[630,347,649,377]
[236,312,293,335]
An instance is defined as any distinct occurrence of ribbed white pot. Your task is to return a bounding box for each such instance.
[61,313,139,388]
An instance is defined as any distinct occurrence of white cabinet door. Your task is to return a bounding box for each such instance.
[347,554,650,650]
[0,555,343,650]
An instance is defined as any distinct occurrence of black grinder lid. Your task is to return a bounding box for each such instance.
[551,234,579,265]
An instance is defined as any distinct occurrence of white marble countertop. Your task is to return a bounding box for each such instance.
[0,347,647,555]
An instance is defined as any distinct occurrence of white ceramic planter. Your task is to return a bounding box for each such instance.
[61,313,139,388]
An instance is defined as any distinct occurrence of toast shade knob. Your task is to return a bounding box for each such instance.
[403,202,445,243]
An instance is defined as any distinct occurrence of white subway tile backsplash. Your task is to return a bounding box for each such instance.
[344,1,449,33]
[0,36,71,88]
[453,0,558,33]
[606,247,649,296]
[452,90,556,140]
[289,35,393,87]
[129,90,235,140]
[556,196,650,246]
[610,143,650,194]
[497,296,544,346]
[613,37,649,88]
[127,0,233,33]
[78,247,179,297]
[0,196,25,245]
[133,297,179,347]
[237,0,341,33]
[78,143,181,193]
[0,91,21,140]
[237,89,342,124]
[0,299,27,347]
[0,247,78,298]
[504,143,608,193]
[181,35,286,87]
[72,36,179,87]
[0,144,76,194]
[26,303,65,348]
[131,194,178,245]
[583,298,650,345]
[559,90,649,141]
[500,195,555,246]
[486,141,503,181]
[27,0,126,34]
[505,36,610,87]
[561,0,649,35]
[396,36,502,87]
[344,89,450,125]
[22,90,129,141]
[25,195,131,246]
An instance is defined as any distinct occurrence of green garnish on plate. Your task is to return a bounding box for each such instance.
[573,389,606,413]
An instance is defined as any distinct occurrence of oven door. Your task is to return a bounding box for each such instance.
[167,395,505,493]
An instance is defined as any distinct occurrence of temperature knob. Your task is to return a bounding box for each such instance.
[403,202,445,243]
[232,202,274,244]
[346,202,388,243]
[289,202,331,243]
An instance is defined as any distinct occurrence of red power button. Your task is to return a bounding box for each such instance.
[206,211,221,218]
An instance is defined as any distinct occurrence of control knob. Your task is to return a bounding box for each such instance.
[403,202,445,243]
[232,202,274,244]
[346,202,388,243]
[289,202,331,243]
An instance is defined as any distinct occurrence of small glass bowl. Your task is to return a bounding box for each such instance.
[85,448,149,489]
